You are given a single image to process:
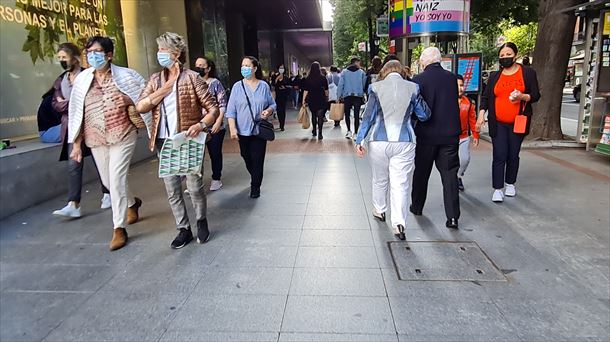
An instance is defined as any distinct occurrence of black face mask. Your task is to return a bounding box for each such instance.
[194,67,206,76]
[499,57,515,68]
[60,61,70,71]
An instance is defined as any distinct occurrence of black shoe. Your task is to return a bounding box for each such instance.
[250,186,260,198]
[373,211,386,222]
[171,228,193,249]
[312,131,317,137]
[409,205,422,216]
[394,225,406,240]
[318,135,323,140]
[458,178,465,192]
[281,128,285,131]
[197,219,210,244]
[446,218,459,229]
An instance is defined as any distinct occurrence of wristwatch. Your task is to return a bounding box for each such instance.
[199,122,209,132]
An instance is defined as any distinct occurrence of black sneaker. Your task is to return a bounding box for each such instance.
[458,178,465,192]
[197,219,210,244]
[250,186,261,198]
[171,228,193,249]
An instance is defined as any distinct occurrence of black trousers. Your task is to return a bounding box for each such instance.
[411,143,460,219]
[343,96,363,133]
[492,122,525,189]
[276,93,288,130]
[310,107,326,136]
[206,129,225,181]
[238,135,267,188]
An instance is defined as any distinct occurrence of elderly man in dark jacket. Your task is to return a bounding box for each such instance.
[410,47,461,229]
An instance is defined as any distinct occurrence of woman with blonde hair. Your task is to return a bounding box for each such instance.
[136,32,219,249]
[354,60,431,240]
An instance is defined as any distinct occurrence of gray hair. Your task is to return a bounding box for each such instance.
[156,32,187,63]
[419,47,442,69]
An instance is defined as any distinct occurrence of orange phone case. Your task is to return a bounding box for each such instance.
[513,115,528,134]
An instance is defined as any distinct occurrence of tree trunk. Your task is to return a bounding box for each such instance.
[367,15,378,61]
[529,0,579,140]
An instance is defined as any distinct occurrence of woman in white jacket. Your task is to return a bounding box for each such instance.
[68,36,148,251]
[354,61,431,240]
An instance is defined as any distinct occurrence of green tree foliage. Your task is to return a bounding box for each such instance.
[330,0,387,67]
[470,0,539,36]
[502,22,538,56]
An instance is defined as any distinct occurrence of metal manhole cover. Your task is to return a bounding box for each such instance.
[388,241,507,282]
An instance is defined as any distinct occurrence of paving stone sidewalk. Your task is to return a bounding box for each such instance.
[1,110,609,341]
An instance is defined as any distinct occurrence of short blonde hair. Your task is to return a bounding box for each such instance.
[379,60,406,80]
[156,32,187,63]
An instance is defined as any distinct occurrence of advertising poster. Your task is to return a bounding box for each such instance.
[0,0,126,139]
[409,0,470,35]
[456,53,481,93]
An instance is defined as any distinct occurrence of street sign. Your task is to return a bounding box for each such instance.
[377,16,389,37]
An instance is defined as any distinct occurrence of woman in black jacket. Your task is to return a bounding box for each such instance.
[476,42,540,203]
[271,64,291,131]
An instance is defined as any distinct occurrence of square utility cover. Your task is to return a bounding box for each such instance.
[388,241,507,282]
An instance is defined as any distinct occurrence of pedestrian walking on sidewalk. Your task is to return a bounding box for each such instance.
[194,56,228,192]
[226,56,277,199]
[136,33,219,249]
[456,74,480,191]
[271,64,291,131]
[476,42,540,203]
[302,62,329,140]
[365,56,382,91]
[327,66,341,127]
[68,36,145,251]
[50,42,112,219]
[355,61,431,240]
[410,47,462,229]
[338,57,367,139]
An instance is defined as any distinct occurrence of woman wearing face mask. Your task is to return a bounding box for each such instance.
[136,33,219,249]
[476,42,540,203]
[226,56,276,198]
[51,42,111,219]
[68,36,146,251]
[194,56,227,192]
[271,64,291,131]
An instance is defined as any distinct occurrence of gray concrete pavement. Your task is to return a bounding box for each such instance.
[1,110,609,341]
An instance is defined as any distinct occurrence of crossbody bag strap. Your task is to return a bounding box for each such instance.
[241,80,258,135]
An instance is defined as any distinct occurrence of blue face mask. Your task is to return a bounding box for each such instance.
[157,52,174,68]
[241,66,253,79]
[87,51,107,70]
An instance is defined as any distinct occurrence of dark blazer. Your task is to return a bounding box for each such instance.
[412,63,461,145]
[480,65,541,137]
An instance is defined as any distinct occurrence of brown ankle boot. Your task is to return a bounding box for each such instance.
[110,228,128,251]
[126,197,142,225]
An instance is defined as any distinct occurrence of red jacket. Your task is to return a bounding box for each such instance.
[459,96,479,140]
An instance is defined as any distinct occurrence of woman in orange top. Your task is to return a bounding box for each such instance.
[456,74,480,192]
[476,42,540,203]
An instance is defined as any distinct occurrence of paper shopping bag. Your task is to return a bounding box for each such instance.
[329,103,345,121]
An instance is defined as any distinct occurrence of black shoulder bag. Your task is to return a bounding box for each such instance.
[240,80,275,141]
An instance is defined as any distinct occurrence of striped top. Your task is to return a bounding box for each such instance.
[83,76,135,148]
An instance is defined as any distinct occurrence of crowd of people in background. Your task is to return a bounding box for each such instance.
[38,33,539,250]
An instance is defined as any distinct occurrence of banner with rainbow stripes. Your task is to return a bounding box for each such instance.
[389,0,470,38]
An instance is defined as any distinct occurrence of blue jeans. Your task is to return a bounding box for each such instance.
[39,125,62,143]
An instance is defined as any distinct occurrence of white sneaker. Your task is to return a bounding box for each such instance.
[345,131,352,139]
[52,202,81,218]
[100,193,111,209]
[505,184,516,197]
[492,189,504,203]
[210,180,223,191]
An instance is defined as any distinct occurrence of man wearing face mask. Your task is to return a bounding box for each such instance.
[68,36,147,251]
[136,32,220,249]
[50,42,111,219]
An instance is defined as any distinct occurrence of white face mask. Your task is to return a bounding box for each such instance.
[279,68,285,74]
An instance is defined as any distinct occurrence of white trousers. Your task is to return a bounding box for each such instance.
[369,141,416,228]
[458,137,471,177]
[91,130,137,229]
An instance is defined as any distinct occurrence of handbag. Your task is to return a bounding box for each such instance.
[329,103,344,121]
[299,106,311,129]
[241,81,275,141]
[128,105,146,129]
[513,101,528,134]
